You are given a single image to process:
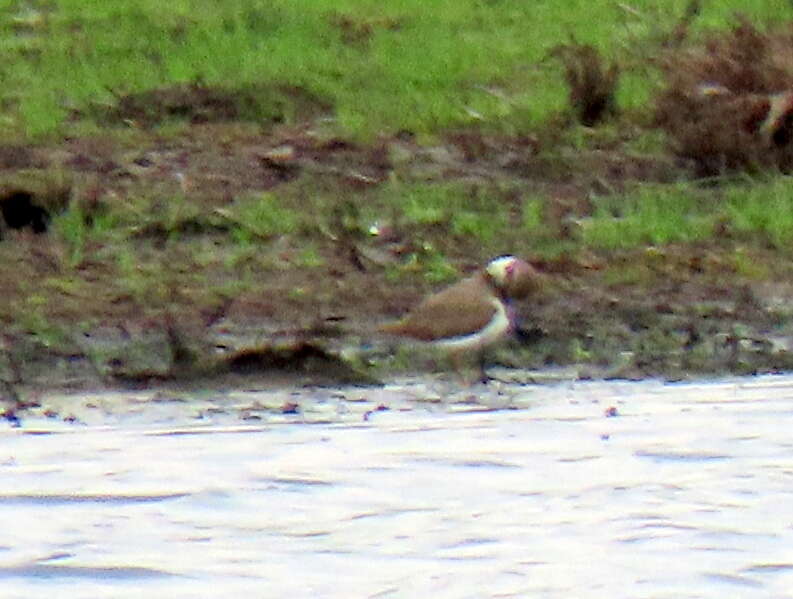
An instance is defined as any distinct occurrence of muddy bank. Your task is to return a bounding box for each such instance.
[0,123,792,396]
[3,242,793,399]
[6,20,793,395]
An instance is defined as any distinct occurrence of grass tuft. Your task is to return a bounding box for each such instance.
[551,42,619,126]
[227,192,298,244]
[724,176,793,249]
[385,181,508,245]
[52,204,118,268]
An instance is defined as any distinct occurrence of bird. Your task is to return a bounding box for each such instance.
[379,255,542,383]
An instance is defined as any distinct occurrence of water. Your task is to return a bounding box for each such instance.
[2,374,793,598]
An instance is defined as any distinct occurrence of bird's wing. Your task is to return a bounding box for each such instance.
[382,276,499,341]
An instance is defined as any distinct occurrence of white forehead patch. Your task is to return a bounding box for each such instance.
[485,255,516,284]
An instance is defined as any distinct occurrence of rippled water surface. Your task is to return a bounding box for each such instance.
[3,374,793,598]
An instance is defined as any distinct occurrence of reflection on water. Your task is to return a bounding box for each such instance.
[2,375,793,597]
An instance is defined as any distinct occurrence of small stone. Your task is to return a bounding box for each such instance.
[1,409,20,427]
[281,402,300,414]
[363,404,389,421]
[261,145,296,163]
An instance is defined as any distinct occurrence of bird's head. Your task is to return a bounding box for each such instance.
[485,255,543,300]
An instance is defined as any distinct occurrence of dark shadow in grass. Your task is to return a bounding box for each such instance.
[91,82,331,128]
[0,190,50,234]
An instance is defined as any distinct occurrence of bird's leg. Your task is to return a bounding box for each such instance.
[476,350,489,384]
[449,349,466,384]
[448,349,472,386]
[449,349,488,386]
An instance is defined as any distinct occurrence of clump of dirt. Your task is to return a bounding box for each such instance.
[655,18,793,174]
[94,83,331,128]
[328,12,403,46]
[0,145,48,170]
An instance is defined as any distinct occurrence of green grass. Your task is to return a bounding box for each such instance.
[296,244,325,268]
[577,176,793,253]
[3,0,793,138]
[724,177,793,249]
[382,180,509,244]
[15,299,70,347]
[52,203,119,267]
[522,196,544,233]
[724,177,793,250]
[384,247,458,284]
[581,183,715,249]
[226,192,299,243]
[730,246,770,279]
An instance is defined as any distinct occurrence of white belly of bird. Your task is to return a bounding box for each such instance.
[433,297,511,352]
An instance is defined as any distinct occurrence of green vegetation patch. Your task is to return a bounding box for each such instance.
[224,192,299,244]
[383,181,509,243]
[3,0,793,138]
[724,176,793,249]
[581,183,715,249]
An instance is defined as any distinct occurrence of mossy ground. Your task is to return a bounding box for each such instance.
[3,4,793,390]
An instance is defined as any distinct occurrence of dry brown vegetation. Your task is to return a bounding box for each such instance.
[552,42,620,127]
[656,18,793,174]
